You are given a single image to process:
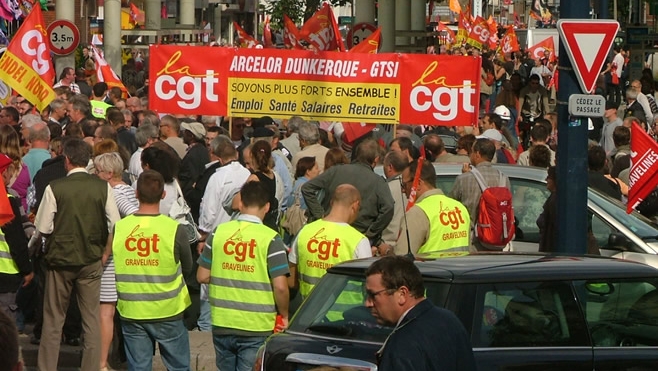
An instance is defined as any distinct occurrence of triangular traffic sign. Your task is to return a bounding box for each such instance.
[557,19,619,94]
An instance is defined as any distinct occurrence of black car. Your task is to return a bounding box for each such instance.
[256,254,658,371]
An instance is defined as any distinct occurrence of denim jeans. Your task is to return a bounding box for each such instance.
[197,299,211,332]
[212,334,267,371]
[121,319,191,371]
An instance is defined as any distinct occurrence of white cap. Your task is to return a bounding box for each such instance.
[493,105,511,121]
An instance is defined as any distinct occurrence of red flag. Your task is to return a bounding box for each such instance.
[455,12,472,45]
[527,37,555,62]
[349,27,381,54]
[233,21,259,48]
[342,122,376,143]
[437,23,456,47]
[299,3,346,52]
[498,26,520,54]
[406,149,426,211]
[449,0,461,14]
[627,123,658,213]
[129,3,144,25]
[283,15,305,50]
[91,45,128,97]
[486,16,499,50]
[466,16,489,50]
[513,11,521,28]
[263,17,274,48]
[0,154,14,226]
[0,4,55,112]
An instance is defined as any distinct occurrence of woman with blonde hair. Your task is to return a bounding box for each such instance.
[0,125,30,209]
[93,151,138,371]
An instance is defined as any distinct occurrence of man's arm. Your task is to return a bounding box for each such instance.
[198,174,220,233]
[268,235,290,327]
[272,275,289,325]
[393,207,428,256]
[196,232,214,284]
[174,225,193,277]
[34,185,56,235]
[301,168,333,219]
[365,181,395,240]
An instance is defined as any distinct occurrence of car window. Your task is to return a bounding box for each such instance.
[588,189,658,240]
[289,273,450,342]
[510,178,550,244]
[589,211,617,248]
[473,281,588,348]
[575,279,658,347]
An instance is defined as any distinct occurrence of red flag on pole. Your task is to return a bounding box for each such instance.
[627,123,658,213]
[91,45,129,98]
[263,16,274,48]
[299,3,346,52]
[349,27,381,54]
[527,37,556,62]
[283,15,305,50]
[0,4,56,112]
[406,148,426,211]
[233,22,259,48]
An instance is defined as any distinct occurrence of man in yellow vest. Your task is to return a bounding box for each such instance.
[196,181,289,371]
[395,159,471,256]
[112,170,193,370]
[289,184,371,298]
[0,167,34,317]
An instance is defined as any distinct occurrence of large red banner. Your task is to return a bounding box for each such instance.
[149,46,481,126]
[627,123,658,213]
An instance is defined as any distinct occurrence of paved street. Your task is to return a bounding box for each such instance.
[19,324,215,371]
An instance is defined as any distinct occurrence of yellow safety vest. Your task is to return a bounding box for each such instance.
[113,215,191,320]
[90,100,111,119]
[0,229,19,275]
[296,219,365,298]
[209,220,278,332]
[416,194,471,254]
[0,194,19,275]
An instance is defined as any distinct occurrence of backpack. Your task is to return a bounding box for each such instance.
[470,168,515,249]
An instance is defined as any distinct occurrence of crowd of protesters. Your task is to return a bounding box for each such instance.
[0,36,657,370]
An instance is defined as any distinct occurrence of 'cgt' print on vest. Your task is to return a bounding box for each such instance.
[222,228,257,272]
[306,227,341,262]
[123,224,161,266]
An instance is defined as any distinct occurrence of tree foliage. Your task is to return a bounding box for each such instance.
[264,0,352,30]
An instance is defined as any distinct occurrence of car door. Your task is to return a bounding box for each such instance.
[573,278,658,371]
[468,281,593,371]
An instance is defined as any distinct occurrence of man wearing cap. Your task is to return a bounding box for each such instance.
[160,115,187,159]
[450,138,512,252]
[600,100,623,156]
[179,121,210,197]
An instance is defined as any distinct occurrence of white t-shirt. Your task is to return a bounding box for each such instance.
[613,53,625,78]
[198,161,251,232]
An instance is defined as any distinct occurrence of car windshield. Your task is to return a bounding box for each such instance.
[288,273,450,343]
[588,188,658,240]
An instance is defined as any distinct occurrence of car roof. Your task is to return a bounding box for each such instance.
[329,253,658,283]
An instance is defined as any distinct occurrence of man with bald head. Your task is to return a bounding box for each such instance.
[23,122,51,180]
[288,184,372,298]
[125,97,142,113]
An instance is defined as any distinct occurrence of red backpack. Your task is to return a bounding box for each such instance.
[470,168,515,249]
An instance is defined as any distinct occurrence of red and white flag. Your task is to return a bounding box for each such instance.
[299,3,346,52]
[262,16,274,48]
[91,45,128,97]
[527,36,556,62]
[627,123,658,213]
[283,15,305,50]
[234,21,259,48]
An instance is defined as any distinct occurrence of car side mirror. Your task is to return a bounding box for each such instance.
[605,232,632,251]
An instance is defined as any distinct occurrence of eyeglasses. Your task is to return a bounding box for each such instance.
[365,288,395,301]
